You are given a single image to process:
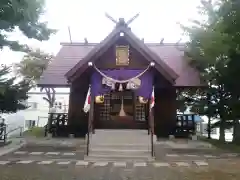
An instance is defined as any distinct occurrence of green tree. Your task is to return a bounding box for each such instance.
[14,49,56,108]
[0,0,56,51]
[0,0,56,114]
[14,48,53,84]
[176,89,188,114]
[0,66,30,113]
[218,0,240,144]
[181,0,232,142]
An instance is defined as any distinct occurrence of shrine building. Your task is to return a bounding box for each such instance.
[38,18,202,141]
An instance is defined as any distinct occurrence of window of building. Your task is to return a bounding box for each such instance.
[100,93,111,121]
[135,100,146,121]
[25,120,36,129]
[27,102,38,110]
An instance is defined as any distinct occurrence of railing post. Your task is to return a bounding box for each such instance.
[3,126,6,144]
[19,126,23,137]
[149,105,154,157]
[151,128,154,157]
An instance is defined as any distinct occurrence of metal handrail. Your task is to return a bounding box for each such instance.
[86,121,92,155]
[86,98,94,156]
[0,123,21,130]
[150,125,154,157]
[5,126,24,136]
[0,125,7,130]
[0,126,24,144]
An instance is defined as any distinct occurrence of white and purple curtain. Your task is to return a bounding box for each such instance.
[90,69,153,99]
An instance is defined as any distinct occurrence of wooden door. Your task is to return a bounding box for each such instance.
[95,91,147,129]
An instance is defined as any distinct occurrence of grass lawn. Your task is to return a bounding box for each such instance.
[23,127,45,138]
[200,137,240,153]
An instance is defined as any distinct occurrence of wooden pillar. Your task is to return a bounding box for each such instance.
[68,74,89,137]
[154,87,176,138]
[88,94,95,133]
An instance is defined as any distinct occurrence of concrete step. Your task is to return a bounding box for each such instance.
[90,147,150,152]
[92,130,151,138]
[94,129,149,133]
[91,135,151,139]
[90,149,150,156]
[90,136,154,140]
[90,140,151,145]
[91,134,152,138]
[87,129,154,162]
[91,134,156,142]
[84,154,154,162]
[89,144,150,150]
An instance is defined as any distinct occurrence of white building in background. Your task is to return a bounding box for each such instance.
[2,88,71,137]
[177,109,233,142]
[199,116,233,142]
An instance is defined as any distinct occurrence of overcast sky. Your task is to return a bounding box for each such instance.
[0,0,201,65]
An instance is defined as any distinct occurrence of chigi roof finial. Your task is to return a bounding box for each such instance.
[105,13,118,24]
[126,13,139,26]
[105,13,140,27]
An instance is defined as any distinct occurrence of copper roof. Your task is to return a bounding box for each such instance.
[38,42,201,87]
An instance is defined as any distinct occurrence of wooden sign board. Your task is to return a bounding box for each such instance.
[116,46,129,66]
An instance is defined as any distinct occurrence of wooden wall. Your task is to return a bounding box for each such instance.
[68,72,90,136]
[95,38,149,70]
[154,87,177,138]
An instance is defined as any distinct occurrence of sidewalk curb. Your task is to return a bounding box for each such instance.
[0,139,26,157]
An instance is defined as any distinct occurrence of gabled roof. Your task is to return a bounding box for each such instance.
[38,42,202,87]
[65,20,179,83]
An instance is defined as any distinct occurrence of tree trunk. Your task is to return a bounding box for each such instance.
[42,88,56,134]
[218,92,226,142]
[207,116,211,139]
[207,92,211,139]
[232,119,240,145]
[219,118,225,142]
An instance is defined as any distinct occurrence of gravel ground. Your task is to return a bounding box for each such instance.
[0,145,86,161]
[154,143,236,161]
[0,141,239,179]
[1,137,239,179]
